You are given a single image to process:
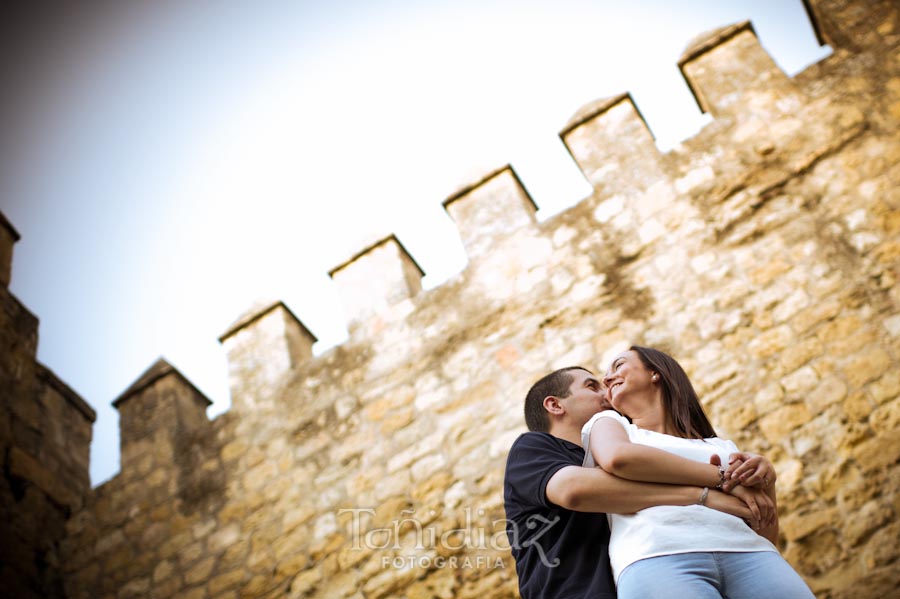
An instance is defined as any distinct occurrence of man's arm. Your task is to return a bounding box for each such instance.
[758,482,779,544]
[719,452,779,543]
[545,465,755,524]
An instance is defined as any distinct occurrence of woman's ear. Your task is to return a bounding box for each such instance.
[543,395,564,416]
[651,372,659,382]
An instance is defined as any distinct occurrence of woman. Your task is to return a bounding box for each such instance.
[581,345,814,599]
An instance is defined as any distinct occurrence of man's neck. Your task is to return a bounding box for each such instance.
[548,425,582,447]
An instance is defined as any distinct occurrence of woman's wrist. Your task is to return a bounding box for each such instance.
[715,464,728,490]
[709,463,727,490]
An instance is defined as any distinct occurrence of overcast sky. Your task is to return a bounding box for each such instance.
[0,1,829,486]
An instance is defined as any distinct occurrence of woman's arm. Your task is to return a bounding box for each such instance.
[589,416,724,488]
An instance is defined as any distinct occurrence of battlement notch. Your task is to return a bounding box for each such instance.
[802,0,900,51]
[0,211,21,288]
[442,165,538,260]
[219,300,317,411]
[678,21,799,119]
[328,234,424,331]
[560,93,665,194]
[113,358,211,481]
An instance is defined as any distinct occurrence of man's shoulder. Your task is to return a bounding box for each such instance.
[510,430,551,448]
[509,430,569,452]
[506,431,581,474]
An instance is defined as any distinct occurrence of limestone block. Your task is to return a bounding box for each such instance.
[243,460,278,493]
[758,403,812,442]
[843,347,892,388]
[747,325,793,359]
[807,375,848,414]
[177,586,207,599]
[829,328,878,357]
[241,576,270,597]
[443,165,538,260]
[780,506,839,542]
[8,446,76,508]
[274,552,309,579]
[184,556,216,586]
[118,576,150,599]
[781,366,820,396]
[410,453,446,482]
[842,498,893,546]
[863,521,900,569]
[778,338,822,373]
[209,568,246,597]
[208,523,241,553]
[869,371,900,405]
[867,398,900,435]
[851,429,900,472]
[753,383,785,414]
[329,235,424,328]
[843,390,874,422]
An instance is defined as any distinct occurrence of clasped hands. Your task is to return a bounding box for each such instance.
[710,452,777,531]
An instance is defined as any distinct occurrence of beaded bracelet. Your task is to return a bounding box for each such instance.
[715,464,727,490]
[698,487,710,505]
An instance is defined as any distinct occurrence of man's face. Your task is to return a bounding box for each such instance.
[558,368,611,427]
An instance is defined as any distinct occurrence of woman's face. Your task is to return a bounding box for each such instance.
[603,350,656,414]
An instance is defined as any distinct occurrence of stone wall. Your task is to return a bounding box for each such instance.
[0,214,97,598]
[5,0,900,597]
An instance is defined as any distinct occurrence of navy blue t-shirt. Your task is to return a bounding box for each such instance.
[504,432,616,599]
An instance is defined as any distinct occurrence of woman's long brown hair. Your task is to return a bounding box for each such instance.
[631,345,717,439]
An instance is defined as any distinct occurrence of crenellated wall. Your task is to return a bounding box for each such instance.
[4,0,900,597]
[0,213,97,598]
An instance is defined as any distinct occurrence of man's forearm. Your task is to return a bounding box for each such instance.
[547,465,704,513]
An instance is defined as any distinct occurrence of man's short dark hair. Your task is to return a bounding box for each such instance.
[523,366,591,432]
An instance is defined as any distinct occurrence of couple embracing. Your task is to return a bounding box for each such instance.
[503,346,815,599]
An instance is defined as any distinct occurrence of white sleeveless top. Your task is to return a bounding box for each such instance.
[581,410,777,582]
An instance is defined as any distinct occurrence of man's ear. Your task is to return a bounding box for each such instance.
[543,395,565,416]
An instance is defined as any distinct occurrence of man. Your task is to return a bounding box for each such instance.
[504,366,766,599]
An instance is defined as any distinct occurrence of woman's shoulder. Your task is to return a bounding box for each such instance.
[702,435,740,452]
[589,409,632,430]
[596,409,629,422]
[581,409,630,439]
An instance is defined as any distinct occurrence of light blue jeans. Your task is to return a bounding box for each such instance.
[616,551,815,599]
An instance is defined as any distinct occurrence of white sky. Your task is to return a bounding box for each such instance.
[1,0,829,486]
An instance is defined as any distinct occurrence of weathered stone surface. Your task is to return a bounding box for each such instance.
[759,403,812,443]
[3,2,899,599]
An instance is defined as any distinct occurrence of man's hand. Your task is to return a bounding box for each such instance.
[704,489,753,523]
[726,452,776,489]
[729,485,775,530]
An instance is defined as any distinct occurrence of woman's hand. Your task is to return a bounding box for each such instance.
[725,452,776,490]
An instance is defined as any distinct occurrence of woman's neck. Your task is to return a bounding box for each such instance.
[629,395,676,435]
[632,413,671,435]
